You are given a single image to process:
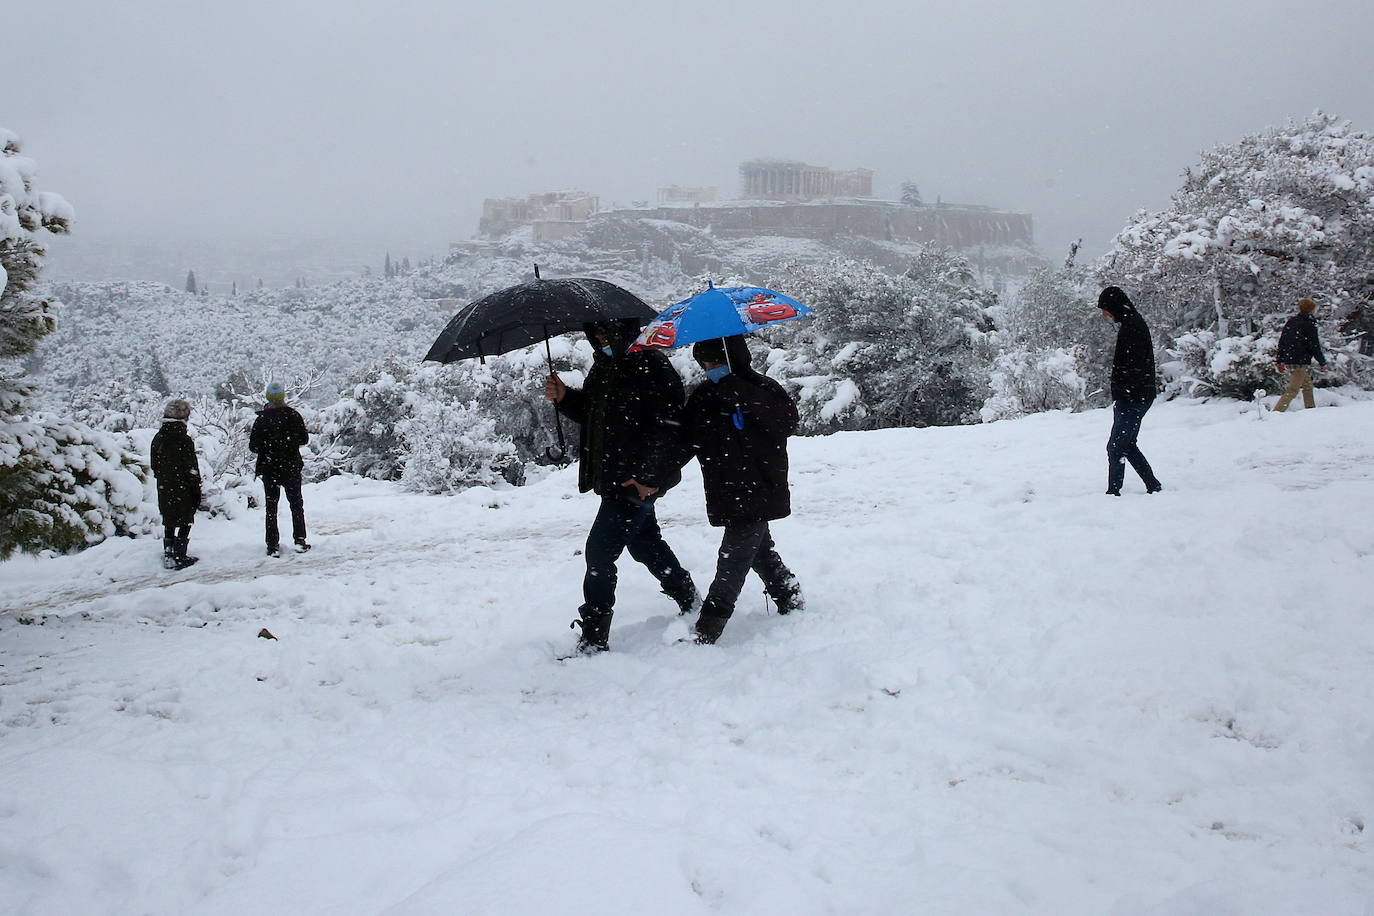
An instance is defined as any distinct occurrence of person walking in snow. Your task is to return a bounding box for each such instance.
[544,318,698,655]
[150,398,202,570]
[248,381,311,557]
[1098,286,1162,496]
[683,336,803,645]
[1273,298,1328,412]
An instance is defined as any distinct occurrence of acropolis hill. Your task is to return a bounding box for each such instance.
[472,159,1035,254]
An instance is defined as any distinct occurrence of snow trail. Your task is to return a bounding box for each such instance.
[3,400,1373,914]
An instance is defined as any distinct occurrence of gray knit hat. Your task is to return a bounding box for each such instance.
[163,398,191,420]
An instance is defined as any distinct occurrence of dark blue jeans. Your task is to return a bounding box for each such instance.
[1106,399,1160,493]
[582,495,692,611]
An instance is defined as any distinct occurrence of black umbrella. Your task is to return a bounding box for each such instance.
[423,266,658,461]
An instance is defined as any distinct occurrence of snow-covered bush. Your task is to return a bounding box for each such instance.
[0,417,149,559]
[396,401,521,493]
[980,347,1089,422]
[317,343,579,492]
[766,249,998,432]
[1165,327,1284,399]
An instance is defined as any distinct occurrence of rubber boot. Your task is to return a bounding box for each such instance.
[163,537,178,570]
[1106,458,1126,496]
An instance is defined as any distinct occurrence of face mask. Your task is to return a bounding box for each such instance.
[704,365,732,383]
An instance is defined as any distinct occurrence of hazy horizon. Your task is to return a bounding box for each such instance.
[10,0,1374,283]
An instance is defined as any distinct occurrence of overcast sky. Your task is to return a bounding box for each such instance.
[9,0,1374,274]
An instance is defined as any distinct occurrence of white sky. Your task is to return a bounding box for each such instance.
[8,0,1374,267]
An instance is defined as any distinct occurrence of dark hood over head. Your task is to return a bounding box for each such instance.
[1097,286,1136,320]
[583,317,646,357]
[692,335,754,371]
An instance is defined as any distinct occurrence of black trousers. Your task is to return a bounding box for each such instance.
[1106,398,1160,493]
[704,521,797,618]
[582,495,692,611]
[263,474,307,547]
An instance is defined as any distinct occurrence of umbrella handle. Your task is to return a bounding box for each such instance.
[542,325,570,465]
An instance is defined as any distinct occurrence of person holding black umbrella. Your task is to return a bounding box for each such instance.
[544,317,699,655]
[683,335,803,645]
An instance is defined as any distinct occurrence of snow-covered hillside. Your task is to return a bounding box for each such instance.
[3,400,1372,914]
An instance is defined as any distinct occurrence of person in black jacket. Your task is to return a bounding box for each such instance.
[248,382,311,557]
[150,398,202,570]
[544,318,698,654]
[1098,286,1162,496]
[684,336,803,645]
[1273,298,1327,411]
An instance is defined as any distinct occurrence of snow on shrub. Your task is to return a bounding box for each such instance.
[980,346,1088,422]
[397,400,522,493]
[0,416,150,559]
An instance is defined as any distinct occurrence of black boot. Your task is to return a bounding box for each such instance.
[173,536,199,570]
[662,575,700,616]
[693,599,733,645]
[570,604,613,654]
[162,537,177,570]
[767,576,805,615]
[1106,459,1126,496]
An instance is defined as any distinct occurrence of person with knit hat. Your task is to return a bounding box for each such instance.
[150,398,201,569]
[248,381,311,557]
[1273,298,1327,412]
[682,335,803,645]
[1097,286,1163,496]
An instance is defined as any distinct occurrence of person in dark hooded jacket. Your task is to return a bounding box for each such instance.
[683,335,803,645]
[1273,297,1327,411]
[544,317,698,654]
[150,398,201,569]
[1098,286,1162,496]
[249,381,311,557]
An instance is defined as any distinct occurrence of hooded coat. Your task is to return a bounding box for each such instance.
[1276,312,1326,367]
[684,336,799,526]
[249,404,309,479]
[1099,287,1156,402]
[557,319,686,497]
[150,420,201,525]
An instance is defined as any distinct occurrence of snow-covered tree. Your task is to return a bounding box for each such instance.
[1102,112,1374,335]
[767,248,998,431]
[185,270,197,294]
[1,129,149,557]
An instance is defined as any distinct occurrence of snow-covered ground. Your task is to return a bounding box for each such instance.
[3,399,1372,915]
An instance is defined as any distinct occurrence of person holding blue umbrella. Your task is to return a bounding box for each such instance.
[684,334,804,644]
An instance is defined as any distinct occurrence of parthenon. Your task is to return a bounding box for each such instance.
[739,159,874,200]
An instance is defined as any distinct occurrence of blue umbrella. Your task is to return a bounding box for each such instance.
[629,283,813,353]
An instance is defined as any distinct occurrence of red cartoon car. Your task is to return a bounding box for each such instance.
[640,322,678,348]
[744,301,799,323]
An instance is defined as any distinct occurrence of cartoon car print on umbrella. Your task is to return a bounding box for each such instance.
[630,283,813,352]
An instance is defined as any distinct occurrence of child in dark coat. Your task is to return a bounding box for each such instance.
[684,336,804,644]
[150,398,201,569]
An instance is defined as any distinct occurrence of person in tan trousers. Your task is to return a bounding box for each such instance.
[1273,298,1327,412]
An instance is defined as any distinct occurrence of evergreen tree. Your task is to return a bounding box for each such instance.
[185,270,197,294]
[900,181,924,207]
[384,252,393,278]
[231,280,237,296]
[1,127,144,559]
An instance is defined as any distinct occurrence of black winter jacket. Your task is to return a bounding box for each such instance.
[558,349,686,497]
[150,420,201,525]
[1276,313,1326,367]
[1099,287,1156,402]
[249,405,309,479]
[684,337,799,527]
